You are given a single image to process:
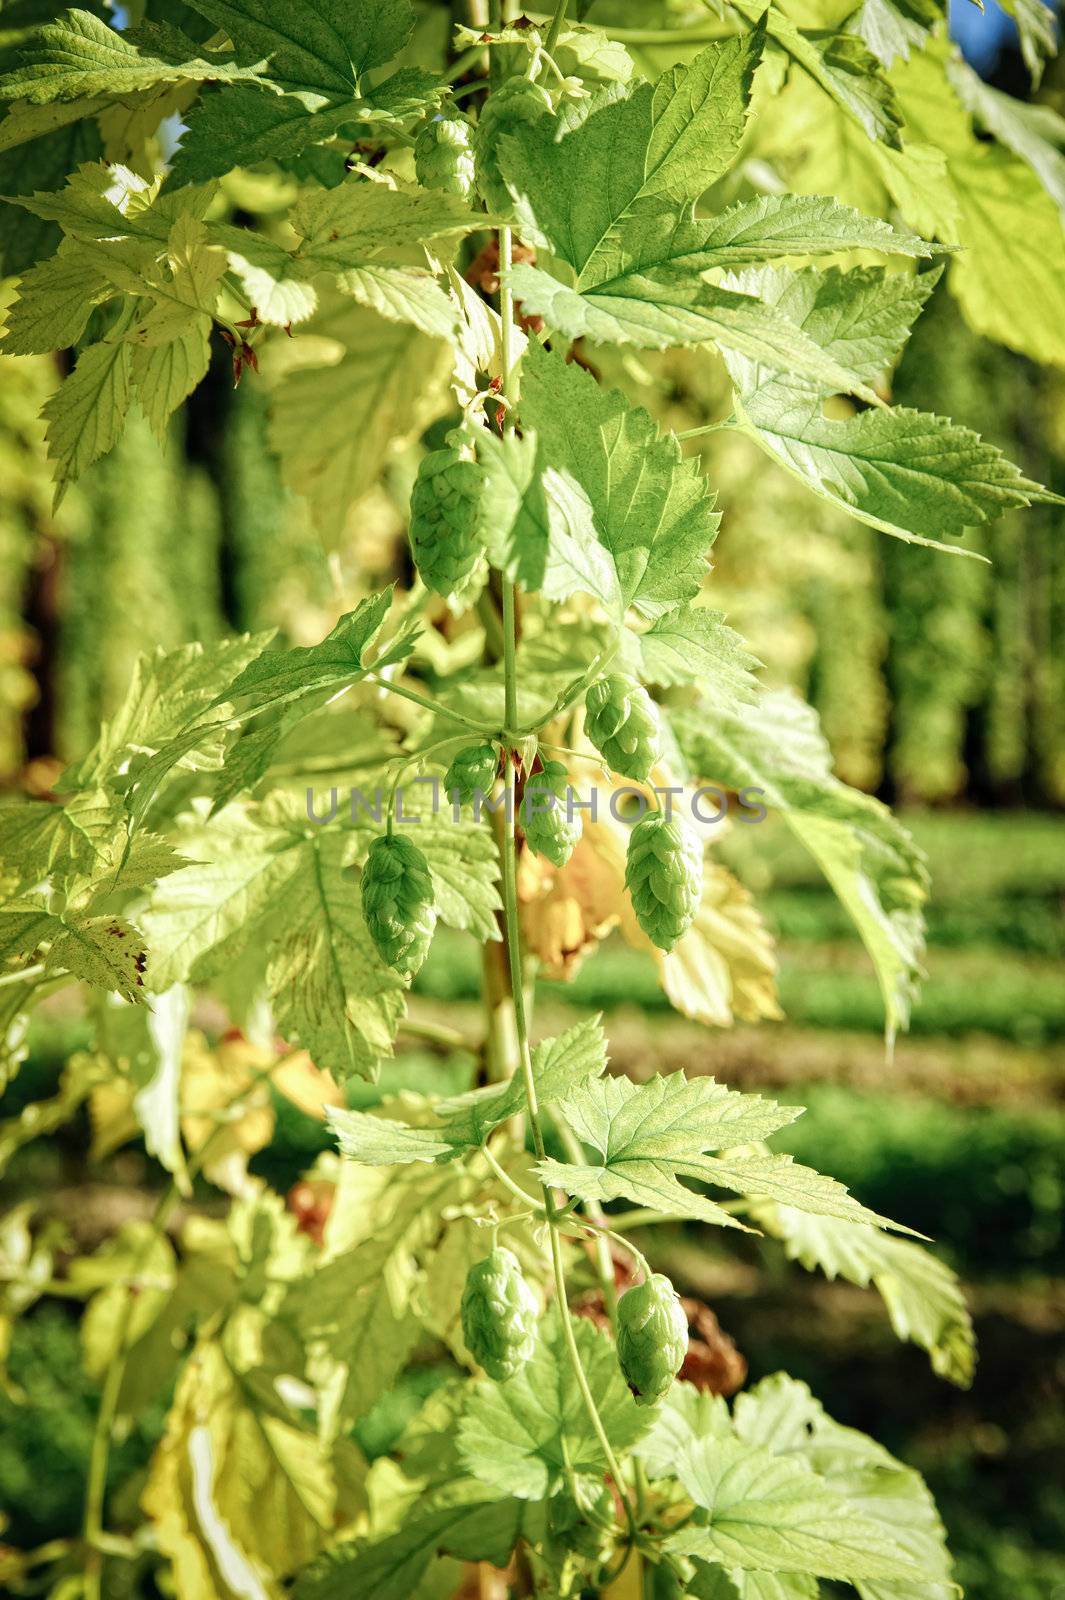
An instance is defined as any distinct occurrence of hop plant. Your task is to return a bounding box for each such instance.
[584,674,661,781]
[624,811,702,951]
[408,448,486,596]
[616,1272,689,1406]
[475,76,553,212]
[414,114,475,199]
[445,742,499,806]
[461,1246,539,1382]
[360,834,437,978]
[520,759,582,867]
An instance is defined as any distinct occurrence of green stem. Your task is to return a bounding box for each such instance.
[500,616,637,1542]
[366,671,497,736]
[605,26,724,43]
[397,1015,476,1052]
[495,207,636,1547]
[599,1207,680,1231]
[445,41,490,82]
[517,640,618,736]
[0,963,45,989]
[676,415,738,441]
[544,0,569,55]
[481,1139,548,1210]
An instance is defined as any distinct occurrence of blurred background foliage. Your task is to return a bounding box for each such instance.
[2,11,1065,1600]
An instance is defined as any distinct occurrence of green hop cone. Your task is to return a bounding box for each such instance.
[520,759,582,867]
[409,448,487,597]
[445,742,499,806]
[584,674,661,781]
[474,76,553,212]
[624,811,702,952]
[414,114,475,199]
[460,1246,539,1382]
[360,834,437,978]
[616,1272,688,1406]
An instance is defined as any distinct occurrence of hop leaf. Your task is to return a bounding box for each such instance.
[616,1272,688,1405]
[520,759,582,868]
[415,115,476,199]
[624,811,702,952]
[584,674,661,780]
[408,447,487,596]
[475,76,554,212]
[460,1246,539,1382]
[360,834,437,978]
[445,742,499,806]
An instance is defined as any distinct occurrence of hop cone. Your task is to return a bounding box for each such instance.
[461,1247,539,1382]
[360,834,437,978]
[445,742,499,806]
[584,674,660,781]
[520,759,582,867]
[474,76,553,211]
[616,1272,688,1406]
[414,115,475,199]
[624,811,701,951]
[409,448,486,597]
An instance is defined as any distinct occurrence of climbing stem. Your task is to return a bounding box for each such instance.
[499,605,637,1541]
[544,0,569,55]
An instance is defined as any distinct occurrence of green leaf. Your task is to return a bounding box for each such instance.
[537,1072,796,1226]
[540,1072,920,1231]
[506,259,900,399]
[0,901,148,1001]
[291,181,489,265]
[294,1488,526,1600]
[0,113,102,275]
[0,9,258,104]
[216,183,488,328]
[129,212,226,440]
[216,590,401,716]
[670,1434,924,1583]
[500,33,764,276]
[947,59,1065,222]
[855,0,940,69]
[753,1202,974,1386]
[636,1381,732,1479]
[998,0,1058,85]
[634,605,760,702]
[269,301,452,536]
[724,262,938,390]
[891,47,1065,367]
[330,261,461,340]
[457,1305,646,1499]
[185,0,412,95]
[287,1233,420,1434]
[40,335,132,506]
[1,236,112,354]
[518,341,720,619]
[673,688,927,1045]
[164,0,419,183]
[168,85,359,185]
[607,191,941,273]
[143,1333,342,1589]
[738,0,903,147]
[329,1015,608,1163]
[732,1374,954,1599]
[727,356,1056,555]
[62,630,270,821]
[268,831,408,1084]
